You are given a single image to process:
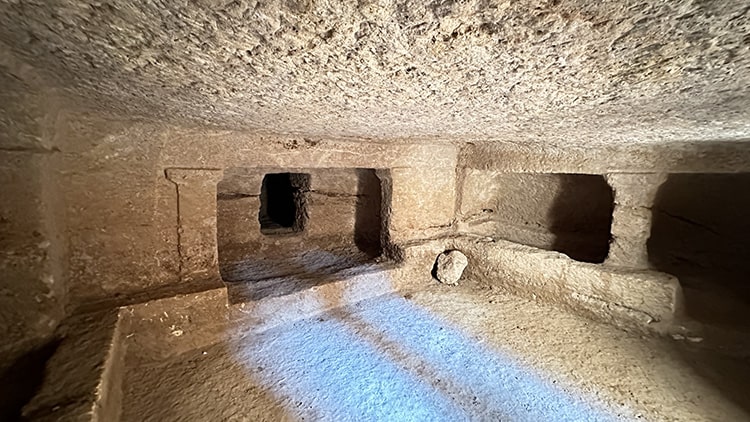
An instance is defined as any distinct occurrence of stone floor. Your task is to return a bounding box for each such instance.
[120,283,750,421]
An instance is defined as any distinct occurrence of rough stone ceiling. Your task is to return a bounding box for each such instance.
[1,0,749,142]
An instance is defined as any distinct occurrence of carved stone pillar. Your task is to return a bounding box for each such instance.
[605,173,667,268]
[389,167,456,242]
[166,168,224,288]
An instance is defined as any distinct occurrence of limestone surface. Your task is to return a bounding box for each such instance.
[1,0,749,142]
[435,250,468,285]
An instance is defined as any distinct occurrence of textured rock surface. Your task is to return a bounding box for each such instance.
[38,108,458,308]
[450,237,682,329]
[459,172,614,263]
[22,309,124,421]
[605,173,667,268]
[0,56,68,413]
[435,250,468,285]
[120,287,750,421]
[23,239,750,421]
[1,0,749,142]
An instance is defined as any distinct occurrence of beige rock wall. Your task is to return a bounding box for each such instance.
[6,92,749,318]
[49,108,750,313]
[464,141,750,174]
[0,153,67,356]
[53,112,458,309]
[60,117,177,308]
[0,54,69,419]
[0,152,66,346]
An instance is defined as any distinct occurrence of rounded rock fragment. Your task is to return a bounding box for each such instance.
[435,250,468,285]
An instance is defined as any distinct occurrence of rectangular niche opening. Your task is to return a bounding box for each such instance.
[259,172,310,235]
[216,168,389,301]
[488,173,614,263]
[547,174,614,263]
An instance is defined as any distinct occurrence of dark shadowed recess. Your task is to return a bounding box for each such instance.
[649,173,750,327]
[655,172,750,419]
[549,174,614,264]
[0,340,60,421]
[354,168,383,258]
[259,173,310,235]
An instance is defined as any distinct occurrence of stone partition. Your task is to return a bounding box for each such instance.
[22,309,124,421]
[165,168,224,290]
[389,167,456,243]
[605,173,667,269]
[451,237,683,330]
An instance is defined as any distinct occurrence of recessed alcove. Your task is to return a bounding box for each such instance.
[216,168,386,300]
[649,173,750,327]
[258,172,310,235]
[461,172,614,263]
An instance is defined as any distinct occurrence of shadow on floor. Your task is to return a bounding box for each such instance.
[120,341,292,422]
[230,291,622,421]
[669,341,750,417]
[222,247,390,303]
